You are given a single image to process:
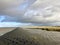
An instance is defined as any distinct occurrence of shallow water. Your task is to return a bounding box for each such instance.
[0,28,16,36]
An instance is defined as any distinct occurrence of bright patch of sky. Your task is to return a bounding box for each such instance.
[0,22,32,27]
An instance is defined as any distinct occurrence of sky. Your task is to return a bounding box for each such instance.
[0,0,60,26]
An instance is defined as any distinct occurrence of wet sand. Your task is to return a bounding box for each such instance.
[0,28,60,45]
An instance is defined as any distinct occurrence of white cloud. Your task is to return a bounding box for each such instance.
[0,0,60,26]
[22,0,60,24]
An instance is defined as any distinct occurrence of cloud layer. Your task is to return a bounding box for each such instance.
[0,0,60,26]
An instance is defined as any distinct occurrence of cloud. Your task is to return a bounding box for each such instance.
[20,0,60,26]
[0,0,60,26]
[0,0,36,16]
